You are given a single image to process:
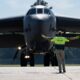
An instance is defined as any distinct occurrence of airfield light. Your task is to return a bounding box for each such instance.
[18,46,22,50]
[24,55,30,59]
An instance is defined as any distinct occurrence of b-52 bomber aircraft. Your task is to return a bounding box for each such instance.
[0,0,80,66]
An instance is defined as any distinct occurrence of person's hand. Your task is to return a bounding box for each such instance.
[41,35,52,40]
[41,35,47,38]
[76,36,80,39]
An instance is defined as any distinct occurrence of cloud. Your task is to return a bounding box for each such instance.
[48,0,74,10]
[48,0,80,18]
[4,0,35,10]
[5,0,19,9]
[0,0,80,18]
[0,0,36,18]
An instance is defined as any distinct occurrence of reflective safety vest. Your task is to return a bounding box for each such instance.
[51,36,69,45]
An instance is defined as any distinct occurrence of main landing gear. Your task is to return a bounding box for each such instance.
[44,50,58,66]
[20,48,58,66]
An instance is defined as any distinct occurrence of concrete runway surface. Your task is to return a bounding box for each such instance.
[0,66,80,80]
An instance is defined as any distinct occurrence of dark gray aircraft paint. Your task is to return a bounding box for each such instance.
[24,5,56,52]
[0,0,80,66]
[12,0,57,66]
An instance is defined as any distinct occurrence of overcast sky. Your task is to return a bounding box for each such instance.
[0,0,80,19]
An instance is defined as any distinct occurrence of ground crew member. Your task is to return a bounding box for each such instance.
[42,30,79,73]
[51,31,69,73]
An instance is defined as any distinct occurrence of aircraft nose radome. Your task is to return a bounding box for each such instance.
[31,14,50,20]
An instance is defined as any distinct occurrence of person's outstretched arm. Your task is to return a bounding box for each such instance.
[41,35,52,40]
[69,36,80,40]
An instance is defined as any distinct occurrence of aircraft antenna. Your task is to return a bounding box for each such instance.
[31,0,48,7]
[37,0,41,5]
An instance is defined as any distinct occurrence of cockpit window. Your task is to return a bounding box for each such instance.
[44,9,50,14]
[37,9,43,14]
[27,9,36,15]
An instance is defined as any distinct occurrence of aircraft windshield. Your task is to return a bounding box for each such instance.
[37,9,43,14]
[44,9,50,14]
[27,9,36,15]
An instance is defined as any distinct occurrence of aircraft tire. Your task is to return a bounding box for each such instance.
[29,53,35,66]
[50,51,58,66]
[44,53,50,66]
[51,55,58,66]
[20,53,27,67]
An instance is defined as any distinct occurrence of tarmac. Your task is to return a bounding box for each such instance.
[0,66,80,80]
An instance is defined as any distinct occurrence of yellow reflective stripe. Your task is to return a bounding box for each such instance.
[51,36,69,45]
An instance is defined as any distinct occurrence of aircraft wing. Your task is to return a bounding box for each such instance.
[66,38,80,48]
[0,16,23,32]
[56,16,80,48]
[56,16,80,32]
[0,16,80,48]
[0,16,25,47]
[63,33,80,48]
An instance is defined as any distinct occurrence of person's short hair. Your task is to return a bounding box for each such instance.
[57,29,65,34]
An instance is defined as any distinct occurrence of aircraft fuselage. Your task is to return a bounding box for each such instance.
[24,5,56,52]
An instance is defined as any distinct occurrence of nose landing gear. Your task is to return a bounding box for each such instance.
[20,50,35,67]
